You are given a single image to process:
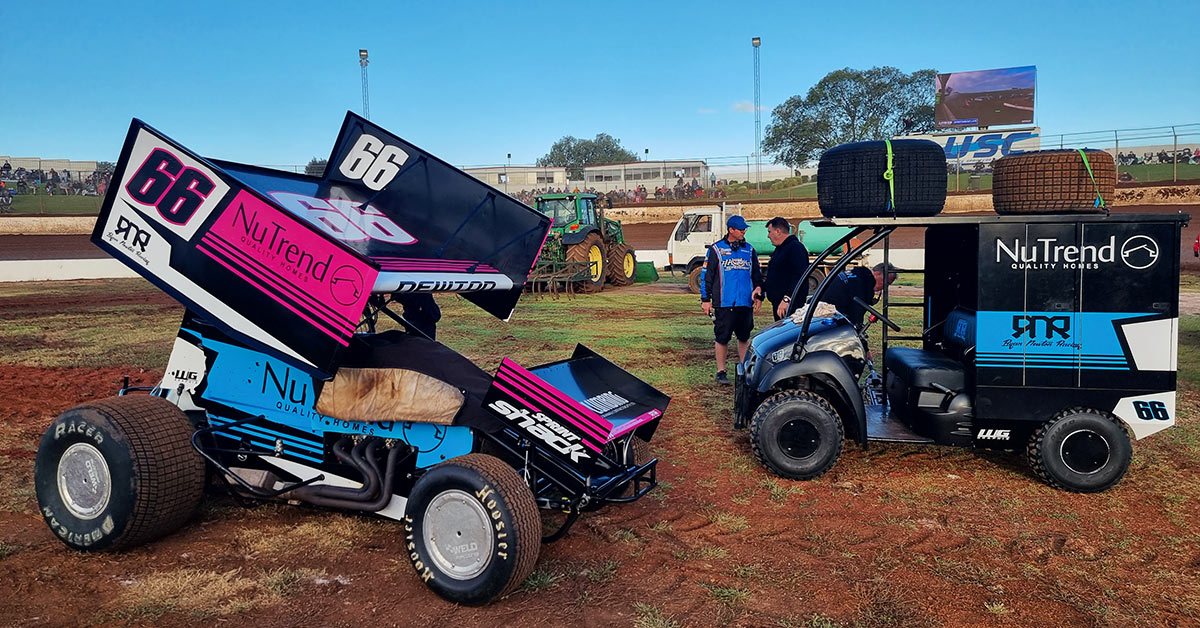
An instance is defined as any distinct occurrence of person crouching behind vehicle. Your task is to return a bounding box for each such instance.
[701,215,763,384]
[817,262,898,328]
[763,217,810,321]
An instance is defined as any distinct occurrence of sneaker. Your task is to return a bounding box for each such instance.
[715,370,731,384]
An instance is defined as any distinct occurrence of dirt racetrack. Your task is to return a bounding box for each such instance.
[1,279,1199,628]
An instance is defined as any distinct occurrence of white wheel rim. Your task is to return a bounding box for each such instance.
[57,442,111,520]
[423,489,494,580]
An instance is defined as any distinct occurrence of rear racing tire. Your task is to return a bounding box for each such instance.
[404,454,541,606]
[687,266,704,295]
[817,139,947,218]
[33,396,205,552]
[1027,408,1132,493]
[566,232,606,292]
[606,243,637,286]
[992,149,1116,215]
[749,390,844,480]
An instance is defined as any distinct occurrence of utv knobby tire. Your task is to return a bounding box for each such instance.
[817,140,947,218]
[1027,408,1131,493]
[606,243,636,286]
[992,149,1116,214]
[566,232,606,292]
[404,454,540,606]
[749,390,844,480]
[687,266,704,295]
[34,396,205,552]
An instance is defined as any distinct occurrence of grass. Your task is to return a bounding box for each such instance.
[237,516,383,557]
[8,187,103,214]
[115,567,306,619]
[703,582,750,607]
[633,602,680,628]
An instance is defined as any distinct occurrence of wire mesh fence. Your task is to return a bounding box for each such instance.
[4,124,1198,214]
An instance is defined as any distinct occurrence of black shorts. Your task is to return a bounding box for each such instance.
[714,306,754,344]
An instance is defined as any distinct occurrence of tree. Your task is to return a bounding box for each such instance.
[762,67,936,168]
[537,134,638,180]
[96,161,116,175]
[305,157,327,177]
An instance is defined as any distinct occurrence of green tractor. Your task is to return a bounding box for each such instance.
[532,193,637,292]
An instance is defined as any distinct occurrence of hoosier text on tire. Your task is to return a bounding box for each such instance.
[404,454,541,605]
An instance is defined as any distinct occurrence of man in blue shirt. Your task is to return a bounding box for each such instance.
[701,215,763,384]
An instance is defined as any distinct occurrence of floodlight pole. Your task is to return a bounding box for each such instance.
[752,37,762,193]
[359,49,371,120]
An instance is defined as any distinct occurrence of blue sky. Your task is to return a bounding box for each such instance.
[3,0,1197,167]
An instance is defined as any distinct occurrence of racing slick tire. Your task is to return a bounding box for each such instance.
[404,454,540,606]
[33,396,205,552]
[992,149,1115,215]
[687,266,704,295]
[817,139,947,218]
[749,390,844,480]
[614,437,652,497]
[566,232,606,292]
[606,243,637,286]
[1027,408,1132,493]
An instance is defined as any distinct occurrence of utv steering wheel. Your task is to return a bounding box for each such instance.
[853,297,902,332]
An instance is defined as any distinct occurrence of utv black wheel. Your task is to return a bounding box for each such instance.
[749,391,844,480]
[1027,408,1131,493]
[33,396,205,551]
[405,454,540,605]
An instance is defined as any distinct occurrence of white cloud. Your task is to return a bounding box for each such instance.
[732,100,762,113]
[697,108,717,115]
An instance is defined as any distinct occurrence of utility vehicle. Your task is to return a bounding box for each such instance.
[735,212,1188,492]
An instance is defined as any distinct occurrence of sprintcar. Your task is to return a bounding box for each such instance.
[33,114,668,605]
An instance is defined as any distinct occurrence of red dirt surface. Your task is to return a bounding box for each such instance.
[2,363,1199,627]
[1,282,1198,627]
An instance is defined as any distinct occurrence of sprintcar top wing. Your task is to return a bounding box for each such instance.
[94,114,553,376]
[93,120,379,376]
[217,112,552,322]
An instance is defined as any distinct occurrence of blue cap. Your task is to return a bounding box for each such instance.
[727,215,749,230]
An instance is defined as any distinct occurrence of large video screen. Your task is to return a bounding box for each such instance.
[935,66,1036,128]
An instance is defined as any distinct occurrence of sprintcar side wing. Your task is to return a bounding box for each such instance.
[484,345,670,474]
[92,120,379,376]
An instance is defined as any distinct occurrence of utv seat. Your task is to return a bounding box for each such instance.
[884,307,976,392]
[884,308,975,439]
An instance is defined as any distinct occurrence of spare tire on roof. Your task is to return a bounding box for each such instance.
[992,149,1115,214]
[817,139,947,218]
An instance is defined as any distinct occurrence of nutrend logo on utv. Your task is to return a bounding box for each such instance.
[33,113,669,606]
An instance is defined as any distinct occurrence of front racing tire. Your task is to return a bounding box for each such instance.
[33,396,205,551]
[749,390,844,480]
[404,454,540,606]
[1027,408,1132,493]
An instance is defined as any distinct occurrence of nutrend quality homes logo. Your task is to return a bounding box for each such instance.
[995,235,1160,270]
[196,190,378,345]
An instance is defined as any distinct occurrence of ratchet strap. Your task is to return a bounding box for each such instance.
[1075,148,1108,213]
[883,140,896,214]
